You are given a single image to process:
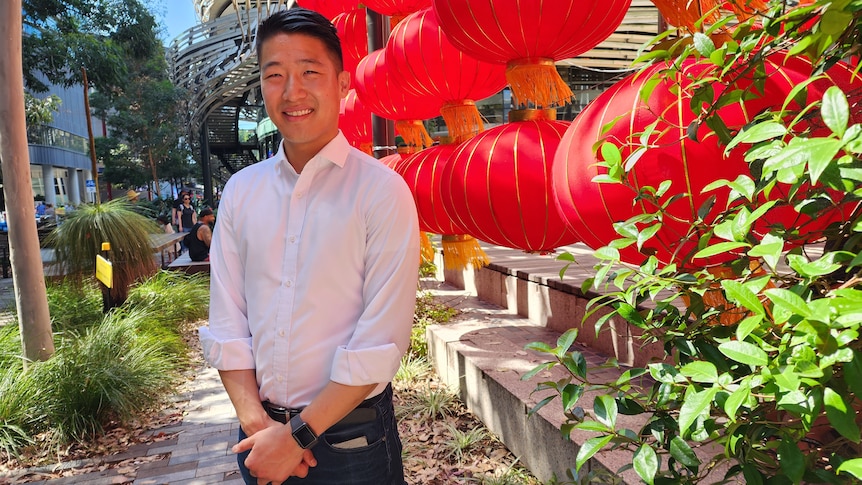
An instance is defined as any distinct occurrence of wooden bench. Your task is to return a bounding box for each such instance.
[150,232,186,269]
[167,251,210,274]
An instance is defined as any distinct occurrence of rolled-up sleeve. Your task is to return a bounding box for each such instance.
[329,174,420,386]
[199,180,256,371]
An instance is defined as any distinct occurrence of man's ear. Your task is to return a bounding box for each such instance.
[338,70,350,98]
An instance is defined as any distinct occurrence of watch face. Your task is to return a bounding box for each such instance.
[290,416,318,449]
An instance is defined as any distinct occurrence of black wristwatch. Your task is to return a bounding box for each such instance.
[289,414,319,449]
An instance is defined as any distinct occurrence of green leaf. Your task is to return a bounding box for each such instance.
[616,302,646,327]
[837,458,862,479]
[637,224,662,250]
[575,435,614,471]
[527,395,556,416]
[693,32,715,56]
[825,387,861,443]
[846,351,862,398]
[727,121,787,152]
[763,288,811,318]
[521,362,555,381]
[562,352,588,380]
[822,85,850,138]
[778,437,805,483]
[680,361,718,383]
[557,329,578,353]
[762,138,839,176]
[735,315,763,342]
[787,253,843,277]
[719,341,768,367]
[724,380,751,422]
[693,242,750,259]
[669,435,700,468]
[574,420,612,432]
[678,387,718,436]
[594,395,618,429]
[722,280,765,316]
[634,444,658,485]
[807,138,844,185]
[601,142,622,167]
[561,383,584,412]
[595,246,620,261]
[747,233,783,269]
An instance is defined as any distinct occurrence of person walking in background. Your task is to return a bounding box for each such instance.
[199,8,419,485]
[184,208,215,262]
[173,190,189,228]
[177,193,197,234]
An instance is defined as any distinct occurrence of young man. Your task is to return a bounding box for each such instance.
[185,207,215,262]
[199,7,420,485]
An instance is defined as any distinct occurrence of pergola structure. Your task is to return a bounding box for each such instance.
[167,0,661,205]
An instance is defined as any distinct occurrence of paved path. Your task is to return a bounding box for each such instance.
[3,364,244,485]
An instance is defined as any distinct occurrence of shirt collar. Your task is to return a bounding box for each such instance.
[275,131,351,172]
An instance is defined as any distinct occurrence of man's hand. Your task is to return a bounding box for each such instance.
[233,422,317,483]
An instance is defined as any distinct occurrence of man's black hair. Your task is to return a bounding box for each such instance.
[256,7,344,71]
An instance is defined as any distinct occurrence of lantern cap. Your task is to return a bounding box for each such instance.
[509,109,557,122]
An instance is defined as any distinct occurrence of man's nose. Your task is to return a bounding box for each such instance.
[282,76,307,100]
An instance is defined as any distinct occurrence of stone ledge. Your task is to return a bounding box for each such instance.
[424,280,729,484]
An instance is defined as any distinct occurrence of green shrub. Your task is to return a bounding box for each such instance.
[46,278,102,334]
[410,291,459,359]
[524,3,862,483]
[124,270,210,324]
[29,314,178,442]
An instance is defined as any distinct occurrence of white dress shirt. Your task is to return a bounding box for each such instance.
[200,132,420,408]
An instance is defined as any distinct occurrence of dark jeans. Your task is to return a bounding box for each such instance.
[237,384,406,485]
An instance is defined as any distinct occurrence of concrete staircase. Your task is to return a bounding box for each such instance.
[425,242,732,484]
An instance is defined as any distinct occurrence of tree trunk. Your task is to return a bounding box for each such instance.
[148,146,159,200]
[0,1,55,364]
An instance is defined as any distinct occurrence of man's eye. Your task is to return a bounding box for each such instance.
[265,72,282,79]
[304,70,319,75]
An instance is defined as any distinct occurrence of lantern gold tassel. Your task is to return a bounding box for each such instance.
[506,58,574,109]
[359,142,373,156]
[420,231,435,264]
[395,120,434,149]
[440,100,484,143]
[441,234,489,271]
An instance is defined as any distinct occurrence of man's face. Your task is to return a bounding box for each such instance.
[259,32,349,163]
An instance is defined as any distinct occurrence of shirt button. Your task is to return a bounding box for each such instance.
[277,375,283,382]
[296,193,303,199]
[285,280,292,287]
[289,236,296,243]
[278,328,285,337]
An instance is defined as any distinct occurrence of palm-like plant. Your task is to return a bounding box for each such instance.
[45,199,160,306]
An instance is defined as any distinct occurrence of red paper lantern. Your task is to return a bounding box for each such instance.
[354,49,443,149]
[386,7,508,142]
[296,0,357,19]
[332,8,368,81]
[552,56,855,267]
[363,0,431,27]
[339,89,372,154]
[433,0,630,108]
[442,110,578,252]
[379,153,405,171]
[399,144,465,235]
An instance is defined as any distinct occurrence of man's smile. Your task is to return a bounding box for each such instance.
[285,108,313,117]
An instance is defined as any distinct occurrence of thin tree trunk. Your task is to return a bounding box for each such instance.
[148,146,159,200]
[0,0,54,363]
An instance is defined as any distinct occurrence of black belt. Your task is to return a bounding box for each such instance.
[263,398,378,428]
